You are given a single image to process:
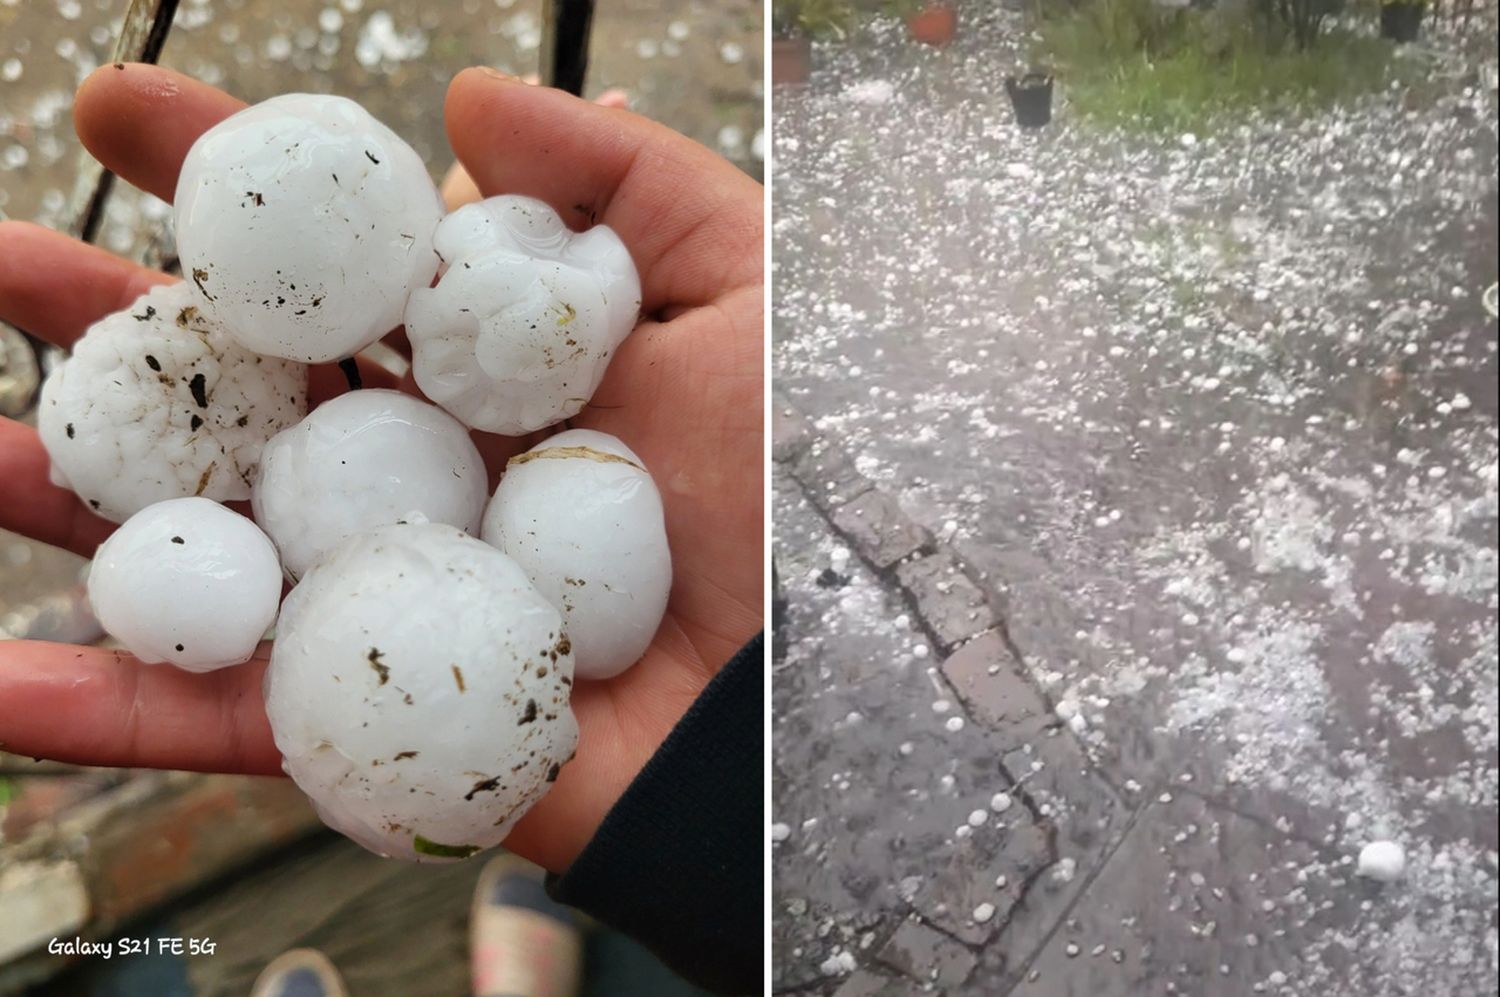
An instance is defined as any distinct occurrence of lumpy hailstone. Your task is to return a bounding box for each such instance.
[88,497,281,671]
[253,389,488,580]
[482,429,670,680]
[1357,840,1406,882]
[404,195,641,434]
[174,93,443,363]
[265,522,578,862]
[38,282,307,523]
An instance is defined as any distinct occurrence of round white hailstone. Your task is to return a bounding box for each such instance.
[174,93,443,363]
[967,809,988,827]
[771,822,792,843]
[973,902,996,924]
[404,195,641,435]
[265,522,577,862]
[481,429,670,681]
[88,497,281,671]
[991,792,1013,813]
[38,282,307,523]
[945,716,965,733]
[1356,840,1406,882]
[253,389,487,580]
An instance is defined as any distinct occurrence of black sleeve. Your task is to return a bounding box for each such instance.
[547,633,764,995]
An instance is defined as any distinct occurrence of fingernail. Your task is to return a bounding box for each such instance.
[476,67,520,83]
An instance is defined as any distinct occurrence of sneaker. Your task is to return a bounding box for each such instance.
[248,949,349,997]
[470,853,582,997]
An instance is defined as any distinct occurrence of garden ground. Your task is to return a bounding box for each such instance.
[772,6,1498,994]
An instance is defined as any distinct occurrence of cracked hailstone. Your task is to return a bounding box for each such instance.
[481,429,670,681]
[265,521,577,862]
[174,93,443,363]
[252,389,487,580]
[38,282,307,523]
[404,195,641,435]
[88,498,281,671]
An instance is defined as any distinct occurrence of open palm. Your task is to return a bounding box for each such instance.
[0,66,763,874]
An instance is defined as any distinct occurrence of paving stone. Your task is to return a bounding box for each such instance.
[833,969,942,997]
[1008,792,1372,997]
[875,918,977,987]
[832,489,930,570]
[896,552,998,650]
[908,817,1052,946]
[789,436,876,510]
[939,630,1052,732]
[772,395,815,465]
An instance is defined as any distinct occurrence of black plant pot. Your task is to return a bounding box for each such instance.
[1006,73,1054,128]
[1380,2,1423,42]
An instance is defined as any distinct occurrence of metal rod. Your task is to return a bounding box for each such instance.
[10,0,184,416]
[539,0,596,96]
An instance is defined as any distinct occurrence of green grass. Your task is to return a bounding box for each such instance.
[1037,0,1408,132]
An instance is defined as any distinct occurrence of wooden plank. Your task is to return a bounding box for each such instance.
[175,836,478,997]
[0,774,321,991]
[0,861,88,965]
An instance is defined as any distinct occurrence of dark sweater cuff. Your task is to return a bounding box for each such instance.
[547,633,764,996]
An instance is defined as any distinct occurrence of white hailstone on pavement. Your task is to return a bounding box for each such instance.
[481,429,670,680]
[1357,840,1407,882]
[991,792,1013,813]
[845,79,894,105]
[972,902,996,924]
[174,93,444,363]
[967,809,988,827]
[88,497,281,671]
[253,389,487,580]
[38,282,307,523]
[945,716,965,733]
[818,950,856,976]
[771,822,792,842]
[265,521,577,862]
[404,195,641,435]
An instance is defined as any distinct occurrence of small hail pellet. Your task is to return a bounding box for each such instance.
[265,521,578,862]
[482,429,670,680]
[174,93,444,363]
[88,497,282,671]
[38,282,307,523]
[404,195,641,435]
[252,389,488,580]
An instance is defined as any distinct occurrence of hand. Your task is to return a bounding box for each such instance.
[0,66,763,874]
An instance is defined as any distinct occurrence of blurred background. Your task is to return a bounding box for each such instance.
[0,1,759,994]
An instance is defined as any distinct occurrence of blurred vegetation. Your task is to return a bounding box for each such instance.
[773,0,860,38]
[1036,0,1409,131]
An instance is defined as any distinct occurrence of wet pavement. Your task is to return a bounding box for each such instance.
[773,6,1498,995]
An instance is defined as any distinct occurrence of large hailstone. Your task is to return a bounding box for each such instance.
[88,497,282,671]
[38,282,307,523]
[252,389,488,580]
[403,195,641,435]
[174,93,444,363]
[265,521,578,862]
[482,429,670,680]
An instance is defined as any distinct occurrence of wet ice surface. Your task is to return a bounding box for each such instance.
[774,8,1498,995]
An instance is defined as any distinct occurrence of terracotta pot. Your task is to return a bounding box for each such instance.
[772,36,813,86]
[908,3,958,46]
